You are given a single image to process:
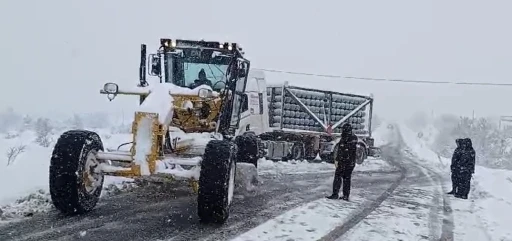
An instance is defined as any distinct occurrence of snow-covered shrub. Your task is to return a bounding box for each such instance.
[34,118,53,147]
[432,115,512,169]
[4,131,19,140]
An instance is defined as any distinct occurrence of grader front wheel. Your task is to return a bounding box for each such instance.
[49,130,105,214]
[197,140,236,224]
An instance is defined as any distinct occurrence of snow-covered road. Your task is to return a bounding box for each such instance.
[2,123,510,241]
[230,127,455,241]
[0,160,402,241]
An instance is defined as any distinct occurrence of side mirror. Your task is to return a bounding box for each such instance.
[238,69,247,78]
[148,54,161,76]
[238,62,248,78]
[103,83,119,101]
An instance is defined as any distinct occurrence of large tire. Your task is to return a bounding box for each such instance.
[320,143,338,164]
[235,133,259,167]
[355,145,366,165]
[50,130,104,215]
[290,143,304,160]
[198,140,236,224]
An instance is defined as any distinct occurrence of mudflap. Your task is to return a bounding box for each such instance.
[235,163,259,193]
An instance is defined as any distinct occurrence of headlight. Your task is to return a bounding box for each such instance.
[103,83,119,94]
[198,88,213,98]
[182,100,193,109]
[161,39,176,48]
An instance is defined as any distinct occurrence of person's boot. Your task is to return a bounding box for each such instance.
[326,194,339,199]
[340,196,349,201]
[447,190,455,195]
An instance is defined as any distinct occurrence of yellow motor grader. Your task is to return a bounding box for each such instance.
[48,38,260,224]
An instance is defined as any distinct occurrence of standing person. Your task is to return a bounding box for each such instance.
[455,138,475,199]
[326,123,358,201]
[447,138,463,195]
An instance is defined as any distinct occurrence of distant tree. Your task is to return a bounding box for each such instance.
[34,118,53,147]
[70,114,84,129]
[22,115,33,128]
[407,111,430,131]
[0,108,22,133]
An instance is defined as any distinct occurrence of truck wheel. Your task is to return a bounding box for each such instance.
[49,130,104,215]
[320,143,338,164]
[198,140,236,224]
[305,152,318,162]
[356,145,366,165]
[290,143,304,160]
[235,133,259,167]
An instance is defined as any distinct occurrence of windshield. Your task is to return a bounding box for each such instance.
[183,62,227,90]
[163,50,231,91]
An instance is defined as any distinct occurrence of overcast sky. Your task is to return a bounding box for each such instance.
[1,0,511,120]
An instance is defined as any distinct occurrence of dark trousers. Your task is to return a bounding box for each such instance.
[333,163,355,197]
[450,172,458,192]
[455,171,472,197]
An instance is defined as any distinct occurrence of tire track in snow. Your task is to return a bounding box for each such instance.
[165,171,400,241]
[396,128,454,241]
[329,127,454,241]
[317,143,407,241]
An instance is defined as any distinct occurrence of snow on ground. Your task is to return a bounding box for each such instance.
[258,157,395,176]
[399,123,512,241]
[398,122,450,170]
[0,129,135,221]
[230,186,386,241]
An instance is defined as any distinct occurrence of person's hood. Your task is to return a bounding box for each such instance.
[455,138,462,147]
[465,138,473,149]
[341,123,353,137]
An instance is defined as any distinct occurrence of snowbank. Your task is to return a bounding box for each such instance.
[398,122,512,241]
[0,129,135,220]
[451,166,512,241]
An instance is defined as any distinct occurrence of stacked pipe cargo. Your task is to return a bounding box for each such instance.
[267,86,368,135]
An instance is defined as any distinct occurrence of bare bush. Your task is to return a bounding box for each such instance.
[6,145,26,165]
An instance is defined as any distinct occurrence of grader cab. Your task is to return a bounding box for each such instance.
[144,39,245,133]
[49,38,257,224]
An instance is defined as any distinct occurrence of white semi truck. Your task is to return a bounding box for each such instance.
[235,70,379,165]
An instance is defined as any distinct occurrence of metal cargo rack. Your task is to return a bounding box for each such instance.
[266,82,374,137]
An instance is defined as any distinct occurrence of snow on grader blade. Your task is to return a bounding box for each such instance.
[49,39,257,224]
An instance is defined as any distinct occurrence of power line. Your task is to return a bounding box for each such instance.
[253,68,512,87]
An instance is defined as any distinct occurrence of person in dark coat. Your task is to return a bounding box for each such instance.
[455,138,475,199]
[326,123,358,201]
[189,69,213,88]
[447,138,463,195]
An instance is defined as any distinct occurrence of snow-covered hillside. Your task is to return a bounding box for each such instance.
[398,123,512,241]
